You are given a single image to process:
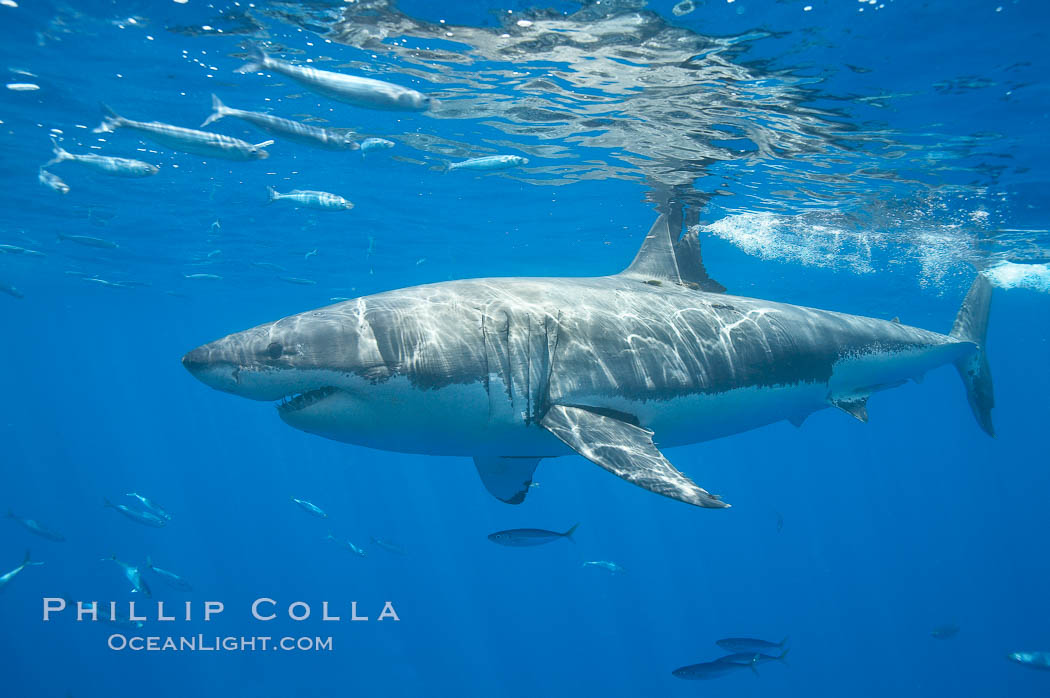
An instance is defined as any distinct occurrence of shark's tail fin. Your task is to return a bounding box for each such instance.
[145,555,154,570]
[776,648,790,665]
[201,94,229,127]
[950,275,995,437]
[562,523,579,542]
[237,44,268,74]
[24,550,43,567]
[93,103,123,134]
[103,497,113,508]
[45,136,71,167]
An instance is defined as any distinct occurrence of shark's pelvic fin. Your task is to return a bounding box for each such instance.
[620,215,725,292]
[539,404,729,509]
[831,396,869,422]
[473,456,540,505]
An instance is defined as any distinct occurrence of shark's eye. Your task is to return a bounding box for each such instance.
[266,342,284,360]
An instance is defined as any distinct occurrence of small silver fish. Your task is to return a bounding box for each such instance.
[57,233,118,249]
[369,536,407,555]
[184,273,222,280]
[0,244,45,257]
[447,155,529,173]
[103,497,166,528]
[0,282,24,299]
[238,46,431,112]
[144,556,192,591]
[0,550,43,591]
[325,533,366,557]
[292,498,327,518]
[7,510,65,542]
[359,137,395,156]
[95,104,272,161]
[304,249,318,260]
[125,493,171,521]
[716,637,788,653]
[279,276,317,286]
[672,659,752,680]
[931,624,959,639]
[1008,651,1050,671]
[46,137,157,177]
[202,94,359,151]
[38,168,70,194]
[104,554,151,597]
[488,523,578,547]
[581,560,625,575]
[267,186,353,211]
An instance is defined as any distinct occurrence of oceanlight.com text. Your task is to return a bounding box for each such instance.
[107,634,334,652]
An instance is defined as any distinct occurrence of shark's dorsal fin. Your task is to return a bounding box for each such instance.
[620,215,725,292]
[621,215,682,284]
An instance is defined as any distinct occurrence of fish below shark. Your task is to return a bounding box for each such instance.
[182,214,995,509]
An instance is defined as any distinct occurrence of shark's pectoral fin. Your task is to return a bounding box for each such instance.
[540,404,729,509]
[473,456,540,505]
[831,396,869,422]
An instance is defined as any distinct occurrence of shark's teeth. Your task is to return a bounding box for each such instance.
[276,386,339,414]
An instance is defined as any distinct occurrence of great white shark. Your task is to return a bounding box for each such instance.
[182,216,994,508]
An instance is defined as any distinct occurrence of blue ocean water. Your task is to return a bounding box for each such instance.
[2,0,1049,696]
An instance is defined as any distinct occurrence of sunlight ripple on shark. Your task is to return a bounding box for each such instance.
[182,215,994,508]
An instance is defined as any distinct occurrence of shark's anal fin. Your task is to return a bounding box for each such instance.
[831,396,869,422]
[473,456,540,505]
[539,404,729,509]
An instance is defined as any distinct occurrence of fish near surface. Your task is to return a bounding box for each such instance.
[183,214,997,510]
[202,95,359,151]
[237,46,431,112]
[95,104,272,161]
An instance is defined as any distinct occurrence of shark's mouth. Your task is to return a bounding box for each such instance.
[276,386,341,414]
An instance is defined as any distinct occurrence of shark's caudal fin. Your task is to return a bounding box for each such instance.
[540,404,729,509]
[93,103,123,134]
[950,275,995,437]
[562,523,579,541]
[473,456,540,505]
[200,94,229,127]
[619,214,725,292]
[24,550,43,567]
[236,45,269,74]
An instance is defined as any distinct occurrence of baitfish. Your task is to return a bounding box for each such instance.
[369,536,407,555]
[325,533,367,557]
[279,277,317,286]
[672,659,752,680]
[0,551,43,591]
[581,560,625,574]
[104,554,151,597]
[95,104,272,161]
[1008,651,1050,671]
[237,46,431,112]
[103,498,166,528]
[38,168,70,193]
[144,556,192,591]
[447,155,528,172]
[716,637,788,653]
[7,510,65,542]
[359,137,395,156]
[488,524,578,547]
[57,233,118,249]
[292,498,327,518]
[201,94,359,151]
[0,244,45,257]
[125,493,172,521]
[0,282,24,299]
[267,186,353,211]
[46,137,158,177]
